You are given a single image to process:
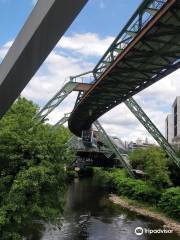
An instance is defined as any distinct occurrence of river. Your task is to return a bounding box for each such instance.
[25,177,179,240]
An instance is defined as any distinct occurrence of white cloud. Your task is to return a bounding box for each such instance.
[22,50,93,102]
[21,33,113,110]
[47,92,78,125]
[1,32,180,144]
[99,101,166,143]
[0,40,13,62]
[99,69,180,143]
[58,33,114,57]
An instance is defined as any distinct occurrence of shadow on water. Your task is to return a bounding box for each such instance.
[24,177,179,240]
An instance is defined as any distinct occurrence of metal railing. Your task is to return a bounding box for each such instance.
[93,0,167,79]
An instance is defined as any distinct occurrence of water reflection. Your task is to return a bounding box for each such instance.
[25,177,179,240]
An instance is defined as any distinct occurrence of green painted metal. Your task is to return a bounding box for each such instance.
[54,113,70,127]
[33,0,180,174]
[68,0,180,137]
[35,81,77,122]
[0,0,88,119]
[125,97,180,168]
[93,0,168,79]
[94,120,135,178]
[35,71,93,123]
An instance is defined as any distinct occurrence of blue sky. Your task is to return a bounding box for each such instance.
[0,0,179,143]
[0,0,141,45]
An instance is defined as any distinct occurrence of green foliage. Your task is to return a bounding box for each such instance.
[159,187,180,219]
[94,168,160,203]
[128,148,147,170]
[168,160,180,186]
[0,97,73,239]
[94,168,180,220]
[117,178,160,203]
[129,146,171,188]
[66,170,78,181]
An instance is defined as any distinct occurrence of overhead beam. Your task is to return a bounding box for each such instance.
[68,0,180,137]
[74,83,92,92]
[0,0,87,118]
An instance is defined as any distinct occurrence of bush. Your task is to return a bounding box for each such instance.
[66,170,78,181]
[94,168,160,203]
[116,178,160,203]
[159,187,180,219]
[94,168,114,186]
[129,146,171,188]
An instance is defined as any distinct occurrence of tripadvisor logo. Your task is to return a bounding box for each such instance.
[135,227,143,235]
[135,226,173,235]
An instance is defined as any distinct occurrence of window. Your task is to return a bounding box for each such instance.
[166,118,168,141]
[174,125,177,137]
[174,102,177,137]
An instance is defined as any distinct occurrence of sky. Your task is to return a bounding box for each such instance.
[0,0,180,143]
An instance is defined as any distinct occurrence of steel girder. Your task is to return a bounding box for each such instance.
[0,0,87,118]
[54,113,70,127]
[68,0,180,137]
[52,84,180,170]
[94,120,135,178]
[35,71,93,123]
[35,81,77,122]
[93,0,168,79]
[125,97,180,168]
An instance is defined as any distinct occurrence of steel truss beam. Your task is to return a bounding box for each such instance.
[68,0,180,137]
[54,113,70,127]
[125,97,180,168]
[93,0,167,79]
[35,81,77,122]
[94,120,135,177]
[35,71,93,123]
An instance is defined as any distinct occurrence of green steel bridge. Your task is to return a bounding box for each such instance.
[34,0,180,177]
[68,0,180,137]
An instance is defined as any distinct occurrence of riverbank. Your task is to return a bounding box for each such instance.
[109,194,180,235]
[24,177,180,240]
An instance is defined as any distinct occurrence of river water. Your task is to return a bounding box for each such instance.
[25,177,179,240]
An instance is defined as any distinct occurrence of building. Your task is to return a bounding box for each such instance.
[172,97,180,150]
[128,137,154,151]
[165,114,173,144]
[165,96,180,150]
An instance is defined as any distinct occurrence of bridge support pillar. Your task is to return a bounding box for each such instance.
[125,97,180,169]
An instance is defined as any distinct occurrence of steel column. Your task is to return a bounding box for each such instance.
[94,120,135,177]
[125,97,180,168]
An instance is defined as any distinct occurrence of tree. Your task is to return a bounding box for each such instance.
[144,147,171,188]
[128,148,147,170]
[129,146,171,188]
[0,97,73,239]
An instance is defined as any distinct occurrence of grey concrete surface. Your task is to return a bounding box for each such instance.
[0,0,87,117]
